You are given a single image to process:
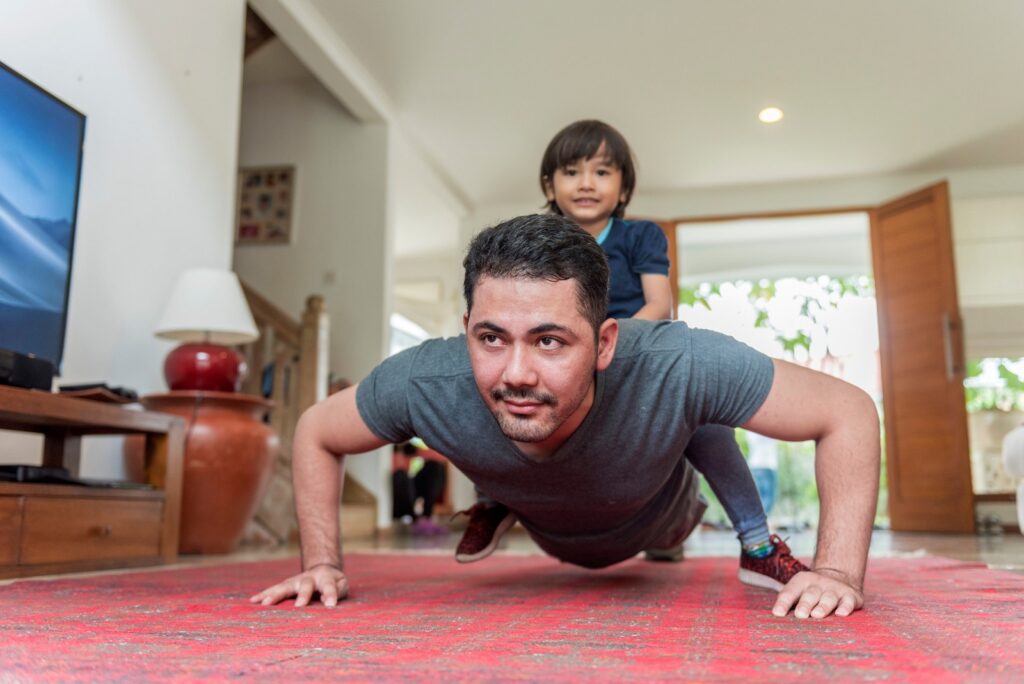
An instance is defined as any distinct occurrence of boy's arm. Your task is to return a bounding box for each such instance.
[634,273,674,320]
[742,359,880,619]
[249,385,389,608]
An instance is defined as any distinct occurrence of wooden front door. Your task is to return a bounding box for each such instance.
[871,181,974,532]
[655,220,679,315]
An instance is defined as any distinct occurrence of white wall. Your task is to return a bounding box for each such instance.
[952,195,1024,308]
[389,130,467,340]
[384,133,469,516]
[389,131,466,263]
[234,33,475,526]
[231,74,392,518]
[952,195,1024,359]
[391,253,464,339]
[628,164,1024,219]
[1,1,246,476]
[232,76,389,383]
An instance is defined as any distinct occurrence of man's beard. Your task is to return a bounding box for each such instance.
[489,386,583,443]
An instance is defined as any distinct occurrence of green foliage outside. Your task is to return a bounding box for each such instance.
[681,275,874,356]
[699,420,889,531]
[963,358,1024,412]
[684,274,889,530]
[697,433,819,530]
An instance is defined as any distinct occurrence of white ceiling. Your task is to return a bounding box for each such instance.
[299,0,1024,207]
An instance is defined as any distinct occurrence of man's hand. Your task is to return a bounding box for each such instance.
[249,563,349,608]
[251,387,385,609]
[772,569,864,619]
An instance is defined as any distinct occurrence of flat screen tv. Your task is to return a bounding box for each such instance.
[0,60,85,373]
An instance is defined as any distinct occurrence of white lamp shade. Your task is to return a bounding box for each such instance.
[155,268,259,345]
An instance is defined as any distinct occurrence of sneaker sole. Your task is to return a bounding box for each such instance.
[644,548,685,562]
[737,568,785,592]
[455,513,516,564]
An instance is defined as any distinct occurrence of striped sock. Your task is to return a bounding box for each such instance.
[742,539,776,558]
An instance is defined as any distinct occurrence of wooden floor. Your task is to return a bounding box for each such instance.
[3,524,1022,586]
[156,522,1024,574]
[340,524,1024,573]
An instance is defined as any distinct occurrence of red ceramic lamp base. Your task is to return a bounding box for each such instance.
[164,342,248,392]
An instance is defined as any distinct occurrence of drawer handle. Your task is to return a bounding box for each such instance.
[89,525,113,538]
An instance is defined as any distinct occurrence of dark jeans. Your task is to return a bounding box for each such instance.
[684,425,770,545]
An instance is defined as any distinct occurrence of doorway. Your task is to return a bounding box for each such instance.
[658,181,976,534]
[670,212,885,530]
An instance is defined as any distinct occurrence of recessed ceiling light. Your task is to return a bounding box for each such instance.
[758,107,784,124]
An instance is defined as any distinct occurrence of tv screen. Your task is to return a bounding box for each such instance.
[0,61,85,372]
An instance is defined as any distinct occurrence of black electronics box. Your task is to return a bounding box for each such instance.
[0,465,153,489]
[0,348,54,391]
[0,465,74,484]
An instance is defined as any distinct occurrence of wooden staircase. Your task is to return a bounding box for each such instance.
[238,281,377,544]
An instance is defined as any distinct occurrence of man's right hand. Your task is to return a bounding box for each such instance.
[253,386,384,609]
[772,569,864,619]
[249,563,349,608]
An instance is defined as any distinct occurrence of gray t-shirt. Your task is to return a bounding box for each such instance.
[357,319,774,567]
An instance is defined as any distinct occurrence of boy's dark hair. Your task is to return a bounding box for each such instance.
[539,120,637,218]
[463,214,609,336]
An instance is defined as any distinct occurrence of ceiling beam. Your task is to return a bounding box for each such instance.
[247,0,472,211]
[248,0,391,123]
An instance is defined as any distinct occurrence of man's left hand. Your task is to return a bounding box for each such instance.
[772,570,864,619]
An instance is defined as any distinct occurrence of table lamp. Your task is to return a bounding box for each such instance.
[155,268,260,392]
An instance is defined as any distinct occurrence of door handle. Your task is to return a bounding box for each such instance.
[88,525,113,538]
[942,313,963,380]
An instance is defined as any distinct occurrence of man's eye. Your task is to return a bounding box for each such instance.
[538,336,563,350]
[481,334,501,346]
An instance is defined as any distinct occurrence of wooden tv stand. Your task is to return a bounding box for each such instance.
[0,385,184,579]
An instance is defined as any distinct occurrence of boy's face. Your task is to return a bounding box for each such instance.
[543,142,627,235]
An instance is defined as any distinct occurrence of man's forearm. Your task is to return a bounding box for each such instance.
[811,391,880,588]
[292,413,345,571]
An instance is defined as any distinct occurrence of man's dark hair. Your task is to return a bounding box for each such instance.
[539,119,637,218]
[463,214,610,336]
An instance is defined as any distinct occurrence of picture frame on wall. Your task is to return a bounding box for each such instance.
[235,165,295,245]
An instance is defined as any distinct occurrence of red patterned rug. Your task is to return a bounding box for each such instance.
[0,554,1021,682]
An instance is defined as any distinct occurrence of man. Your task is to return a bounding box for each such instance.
[252,214,880,619]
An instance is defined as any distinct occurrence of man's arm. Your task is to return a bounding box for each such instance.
[249,384,388,608]
[742,359,880,619]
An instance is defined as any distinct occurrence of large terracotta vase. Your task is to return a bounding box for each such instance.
[142,391,279,553]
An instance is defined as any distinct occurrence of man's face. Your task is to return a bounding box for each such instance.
[464,276,617,458]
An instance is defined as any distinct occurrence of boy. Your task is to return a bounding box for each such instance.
[456,121,799,590]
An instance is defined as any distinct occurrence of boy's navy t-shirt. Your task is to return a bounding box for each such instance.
[601,218,670,318]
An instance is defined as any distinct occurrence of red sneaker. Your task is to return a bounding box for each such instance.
[738,534,810,591]
[454,503,515,563]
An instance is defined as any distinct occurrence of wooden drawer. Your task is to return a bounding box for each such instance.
[20,497,162,565]
[0,497,23,565]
